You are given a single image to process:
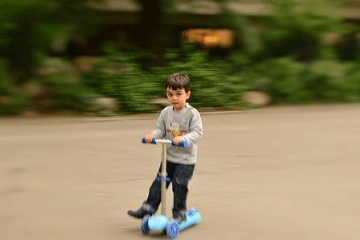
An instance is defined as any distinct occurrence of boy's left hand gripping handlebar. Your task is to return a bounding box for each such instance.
[142,138,189,148]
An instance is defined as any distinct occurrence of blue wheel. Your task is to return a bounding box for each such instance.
[188,207,197,216]
[166,220,179,239]
[141,215,150,235]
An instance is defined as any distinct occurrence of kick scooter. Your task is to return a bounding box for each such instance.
[141,138,202,239]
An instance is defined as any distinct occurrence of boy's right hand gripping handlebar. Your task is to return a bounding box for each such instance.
[142,138,189,148]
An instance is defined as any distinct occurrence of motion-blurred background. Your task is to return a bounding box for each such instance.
[1,0,360,116]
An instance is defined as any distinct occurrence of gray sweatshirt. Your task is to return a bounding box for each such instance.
[151,103,203,165]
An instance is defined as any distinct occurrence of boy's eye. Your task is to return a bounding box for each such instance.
[167,91,183,97]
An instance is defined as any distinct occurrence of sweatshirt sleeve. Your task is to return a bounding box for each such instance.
[182,109,203,145]
[151,109,166,139]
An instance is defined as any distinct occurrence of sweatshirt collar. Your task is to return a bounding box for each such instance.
[173,103,189,113]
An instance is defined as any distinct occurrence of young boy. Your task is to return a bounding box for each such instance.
[127,72,203,223]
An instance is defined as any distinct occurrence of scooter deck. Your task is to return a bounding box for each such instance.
[179,209,202,231]
[146,208,202,232]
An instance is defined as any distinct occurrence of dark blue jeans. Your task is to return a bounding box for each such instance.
[145,161,195,217]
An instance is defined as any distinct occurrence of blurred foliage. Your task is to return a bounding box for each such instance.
[0,59,30,115]
[0,57,98,116]
[1,0,360,116]
[153,44,249,110]
[0,0,103,84]
[217,7,264,60]
[83,44,160,113]
[83,43,249,112]
[243,57,360,104]
[32,59,99,113]
[217,0,360,105]
[257,0,343,61]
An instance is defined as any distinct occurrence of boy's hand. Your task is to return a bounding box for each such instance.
[173,136,185,145]
[145,133,156,143]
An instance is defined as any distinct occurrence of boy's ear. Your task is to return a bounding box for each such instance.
[186,91,191,99]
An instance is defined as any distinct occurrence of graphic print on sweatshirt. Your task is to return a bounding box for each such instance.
[167,122,188,138]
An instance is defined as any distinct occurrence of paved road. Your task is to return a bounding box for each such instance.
[1,104,360,240]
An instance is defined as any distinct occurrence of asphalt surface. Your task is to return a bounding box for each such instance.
[1,104,360,240]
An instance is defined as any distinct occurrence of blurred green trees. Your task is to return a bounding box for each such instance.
[0,59,29,115]
[0,0,103,115]
[0,0,103,83]
[214,0,360,105]
[1,0,360,116]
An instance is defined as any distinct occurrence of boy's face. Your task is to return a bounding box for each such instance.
[166,87,191,111]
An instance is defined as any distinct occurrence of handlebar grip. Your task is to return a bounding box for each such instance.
[175,141,189,148]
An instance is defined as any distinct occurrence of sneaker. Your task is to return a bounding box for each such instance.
[173,210,186,224]
[127,203,155,219]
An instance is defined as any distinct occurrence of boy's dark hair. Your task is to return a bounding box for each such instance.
[165,72,190,92]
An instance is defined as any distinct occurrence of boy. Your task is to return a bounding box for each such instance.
[127,72,203,224]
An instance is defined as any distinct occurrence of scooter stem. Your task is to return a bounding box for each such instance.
[161,143,167,216]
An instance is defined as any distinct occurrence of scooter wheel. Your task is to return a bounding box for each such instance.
[141,215,151,235]
[166,220,179,239]
[188,207,197,216]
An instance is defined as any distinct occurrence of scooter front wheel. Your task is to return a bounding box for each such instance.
[166,220,179,239]
[141,215,151,235]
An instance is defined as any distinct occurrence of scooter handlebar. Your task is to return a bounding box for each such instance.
[142,138,189,148]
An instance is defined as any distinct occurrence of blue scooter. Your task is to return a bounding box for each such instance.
[141,138,202,239]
